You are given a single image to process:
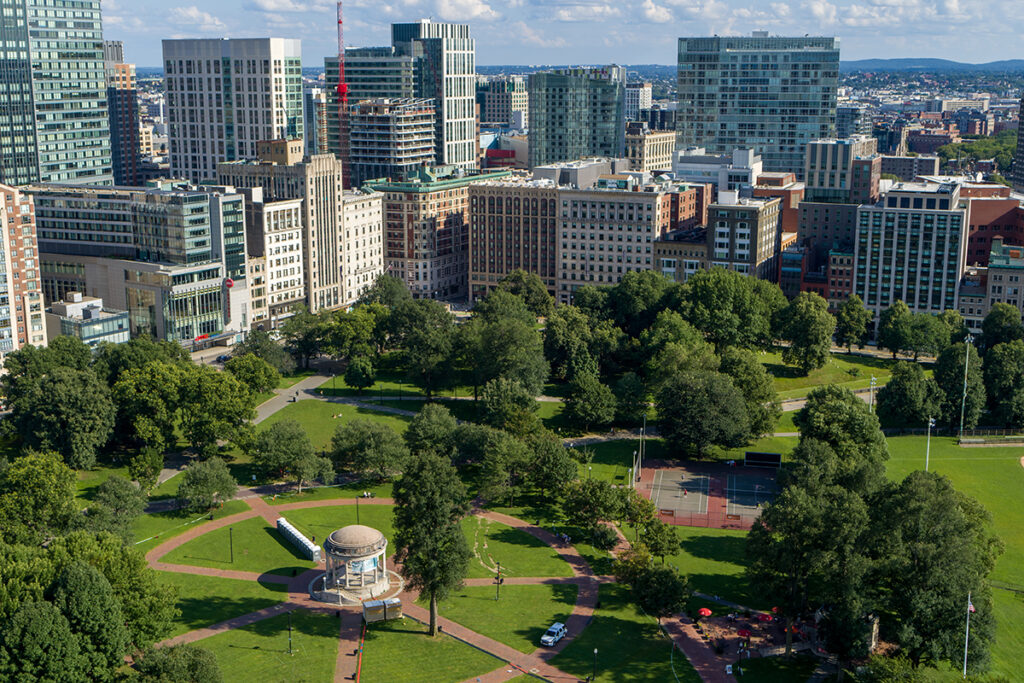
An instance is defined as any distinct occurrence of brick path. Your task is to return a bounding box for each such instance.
[334,611,363,682]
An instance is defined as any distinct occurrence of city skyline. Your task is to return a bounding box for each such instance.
[105,0,1016,68]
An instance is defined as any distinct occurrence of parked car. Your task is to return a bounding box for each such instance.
[540,622,567,646]
[216,354,231,363]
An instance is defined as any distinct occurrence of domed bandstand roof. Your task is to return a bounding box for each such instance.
[324,524,387,557]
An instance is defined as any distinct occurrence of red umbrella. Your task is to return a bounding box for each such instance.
[757,613,772,622]
[737,629,751,638]
[771,606,779,614]
[697,607,713,617]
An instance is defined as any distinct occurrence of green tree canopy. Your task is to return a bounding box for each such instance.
[389,299,456,398]
[331,419,409,482]
[983,339,1024,427]
[81,475,148,544]
[777,292,836,374]
[476,430,532,506]
[632,565,689,623]
[278,305,328,369]
[231,329,296,375]
[135,644,222,683]
[606,270,673,337]
[343,355,376,394]
[875,362,942,428]
[357,273,411,308]
[980,301,1023,353]
[907,313,952,360]
[112,361,186,455]
[877,300,913,358]
[404,402,458,457]
[933,342,984,431]
[641,518,681,563]
[393,452,471,635]
[719,346,780,437]
[480,377,540,437]
[51,560,130,678]
[0,600,86,681]
[251,419,332,492]
[497,269,554,318]
[91,336,192,386]
[562,479,623,533]
[564,372,617,431]
[613,372,649,426]
[656,371,751,457]
[177,458,238,512]
[0,450,77,545]
[677,267,784,351]
[177,365,255,457]
[224,354,280,395]
[835,294,871,352]
[525,431,577,497]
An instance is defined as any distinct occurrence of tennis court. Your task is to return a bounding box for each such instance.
[650,469,709,516]
[726,473,779,516]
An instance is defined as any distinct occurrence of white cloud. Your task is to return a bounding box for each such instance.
[803,0,837,23]
[435,0,499,21]
[553,3,621,21]
[771,2,791,16]
[642,0,673,22]
[168,6,227,32]
[512,21,567,47]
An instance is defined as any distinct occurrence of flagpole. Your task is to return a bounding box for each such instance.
[962,591,972,679]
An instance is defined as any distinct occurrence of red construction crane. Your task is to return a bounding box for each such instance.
[336,0,351,188]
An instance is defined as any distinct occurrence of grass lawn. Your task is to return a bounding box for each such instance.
[884,435,1024,678]
[436,583,577,654]
[255,399,412,451]
[282,504,396,551]
[551,583,701,682]
[157,571,288,637]
[278,369,317,389]
[761,350,896,400]
[462,515,573,579]
[775,410,798,433]
[160,515,316,577]
[577,438,670,484]
[203,609,338,683]
[318,365,477,401]
[361,618,501,683]
[132,500,250,550]
[75,463,131,507]
[253,390,277,406]
[712,435,799,464]
[734,654,819,681]
[264,481,393,505]
[665,526,770,611]
[148,471,183,501]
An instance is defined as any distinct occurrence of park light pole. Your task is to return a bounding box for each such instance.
[926,417,935,472]
[229,527,234,564]
[288,610,293,655]
[869,376,877,412]
[959,334,975,440]
[593,648,598,682]
[495,561,501,601]
[588,466,592,480]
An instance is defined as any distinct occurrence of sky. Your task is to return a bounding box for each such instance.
[104,0,1024,68]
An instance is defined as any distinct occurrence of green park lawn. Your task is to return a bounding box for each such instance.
[157,571,288,637]
[202,609,338,683]
[278,369,318,389]
[551,583,700,682]
[264,481,393,505]
[256,399,412,451]
[160,515,316,576]
[132,500,250,551]
[361,618,500,683]
[760,350,896,400]
[75,462,130,507]
[666,526,770,611]
[317,365,477,401]
[774,410,798,433]
[436,583,577,654]
[282,504,396,550]
[735,654,819,681]
[461,514,573,579]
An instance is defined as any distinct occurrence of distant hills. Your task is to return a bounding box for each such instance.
[840,58,1024,72]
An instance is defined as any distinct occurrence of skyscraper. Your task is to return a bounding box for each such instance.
[676,33,840,174]
[1011,96,1024,192]
[349,98,436,187]
[528,66,626,169]
[104,40,141,186]
[0,184,47,359]
[163,38,303,183]
[0,0,112,186]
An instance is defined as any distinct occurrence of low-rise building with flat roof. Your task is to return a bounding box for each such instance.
[46,292,129,348]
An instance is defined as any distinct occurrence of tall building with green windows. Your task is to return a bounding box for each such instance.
[0,0,113,186]
[676,33,839,175]
[163,38,303,183]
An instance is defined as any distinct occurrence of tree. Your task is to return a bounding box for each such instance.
[498,269,554,318]
[614,542,654,585]
[641,518,681,562]
[0,451,77,545]
[82,475,148,543]
[791,386,889,496]
[871,472,1001,671]
[51,561,130,678]
[477,431,532,505]
[623,488,657,542]
[981,302,1023,353]
[177,459,237,512]
[777,292,836,374]
[389,299,456,398]
[278,305,327,369]
[526,432,577,497]
[937,309,969,346]
[632,565,689,624]
[719,347,780,437]
[571,285,608,318]
[393,452,471,636]
[331,419,409,482]
[835,295,871,352]
[231,329,295,375]
[344,355,376,394]
[358,273,411,308]
[91,336,192,386]
[562,479,623,534]
[606,270,673,337]
[178,365,255,457]
[656,371,750,457]
[613,372,648,426]
[473,286,537,327]
[641,310,718,383]
[983,339,1024,427]
[564,372,616,431]
[877,300,913,358]
[9,366,115,469]
[224,354,279,395]
[112,361,185,455]
[544,305,598,381]
[480,377,539,436]
[404,402,458,457]
[250,420,333,492]
[876,362,942,428]
[473,291,549,395]
[907,313,951,360]
[678,267,783,350]
[933,342,984,432]
[135,645,222,683]
[128,449,164,493]
[0,601,86,681]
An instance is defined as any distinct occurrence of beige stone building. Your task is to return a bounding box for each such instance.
[707,191,783,281]
[624,124,675,174]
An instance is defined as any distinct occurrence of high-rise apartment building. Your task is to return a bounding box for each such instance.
[853,181,968,316]
[365,167,511,299]
[349,98,436,186]
[624,82,652,121]
[479,77,528,127]
[676,33,839,174]
[0,184,47,361]
[528,66,626,169]
[1011,95,1024,192]
[804,136,879,204]
[468,178,560,301]
[0,0,112,186]
[30,181,246,341]
[304,87,328,156]
[104,41,141,186]
[706,191,783,280]
[217,140,384,311]
[163,38,303,183]
[836,105,872,139]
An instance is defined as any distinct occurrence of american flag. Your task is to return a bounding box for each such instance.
[968,598,976,613]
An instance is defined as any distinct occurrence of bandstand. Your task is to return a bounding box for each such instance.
[314,524,393,604]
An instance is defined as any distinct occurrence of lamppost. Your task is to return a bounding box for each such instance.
[926,417,935,472]
[628,468,632,489]
[588,466,592,480]
[592,648,598,682]
[869,376,877,412]
[495,561,501,601]
[229,527,234,564]
[288,610,293,655]
[959,334,975,440]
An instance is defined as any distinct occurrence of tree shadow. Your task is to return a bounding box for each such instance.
[263,525,314,562]
[680,534,749,565]
[490,526,550,549]
[176,591,287,631]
